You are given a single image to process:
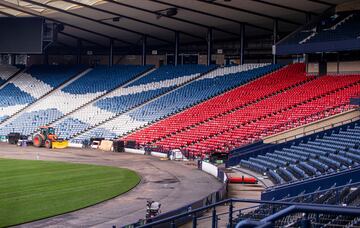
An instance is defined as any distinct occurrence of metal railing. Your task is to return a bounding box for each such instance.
[131,198,360,228]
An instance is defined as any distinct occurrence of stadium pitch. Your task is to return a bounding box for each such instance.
[0,158,140,227]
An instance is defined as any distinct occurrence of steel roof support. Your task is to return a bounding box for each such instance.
[77,39,82,65]
[103,0,241,37]
[23,0,172,45]
[61,0,204,41]
[174,31,180,66]
[109,39,114,67]
[207,28,213,66]
[142,35,147,66]
[197,0,302,26]
[273,19,278,64]
[240,24,245,65]
[150,0,273,32]
[250,0,318,16]
[58,32,106,48]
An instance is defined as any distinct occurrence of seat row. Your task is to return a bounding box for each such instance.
[241,124,360,184]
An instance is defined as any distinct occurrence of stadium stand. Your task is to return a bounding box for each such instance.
[71,63,279,142]
[123,65,359,156]
[277,11,360,54]
[0,65,85,125]
[236,120,360,185]
[1,1,360,227]
[124,63,307,144]
[0,64,19,85]
[53,64,215,139]
[0,65,151,136]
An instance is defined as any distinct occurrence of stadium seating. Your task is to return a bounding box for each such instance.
[124,63,307,145]
[240,122,360,184]
[238,182,360,227]
[72,63,279,142]
[0,65,150,136]
[181,75,359,155]
[0,65,84,125]
[277,11,360,54]
[0,65,19,85]
[54,64,215,139]
[123,64,359,156]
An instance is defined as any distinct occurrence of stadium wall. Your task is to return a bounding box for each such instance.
[263,108,360,144]
[308,60,360,74]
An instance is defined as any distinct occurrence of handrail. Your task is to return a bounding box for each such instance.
[137,198,360,228]
[278,181,360,202]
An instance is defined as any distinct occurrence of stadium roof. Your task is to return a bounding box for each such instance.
[0,0,350,47]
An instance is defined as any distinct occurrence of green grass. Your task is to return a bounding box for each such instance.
[0,159,140,227]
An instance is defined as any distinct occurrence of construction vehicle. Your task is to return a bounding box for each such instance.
[32,126,68,149]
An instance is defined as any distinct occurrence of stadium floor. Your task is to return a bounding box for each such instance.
[0,143,222,227]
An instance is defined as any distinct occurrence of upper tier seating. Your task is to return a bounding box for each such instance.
[0,65,19,84]
[0,65,151,136]
[124,63,308,145]
[72,63,280,142]
[277,11,360,54]
[240,122,360,185]
[0,65,85,124]
[54,64,215,139]
[283,12,360,45]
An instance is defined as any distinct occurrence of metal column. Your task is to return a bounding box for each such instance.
[77,39,82,65]
[306,13,312,23]
[43,51,49,65]
[207,27,213,66]
[240,23,245,65]
[9,54,16,65]
[142,35,147,66]
[272,19,278,64]
[174,31,180,66]
[109,39,114,67]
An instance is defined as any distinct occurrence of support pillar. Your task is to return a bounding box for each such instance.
[174,31,179,66]
[240,23,245,65]
[207,27,213,66]
[9,54,16,65]
[43,51,49,65]
[306,13,312,23]
[109,39,114,67]
[272,19,278,64]
[142,35,147,66]
[77,39,82,65]
[304,53,309,73]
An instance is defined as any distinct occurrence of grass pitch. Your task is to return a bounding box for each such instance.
[0,158,140,227]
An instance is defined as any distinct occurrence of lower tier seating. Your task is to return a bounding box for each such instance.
[0,65,85,124]
[72,63,280,142]
[240,122,360,185]
[0,65,19,84]
[124,63,308,144]
[125,72,360,156]
[238,182,360,227]
[0,65,151,136]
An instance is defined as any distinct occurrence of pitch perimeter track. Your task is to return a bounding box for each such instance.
[0,143,222,228]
